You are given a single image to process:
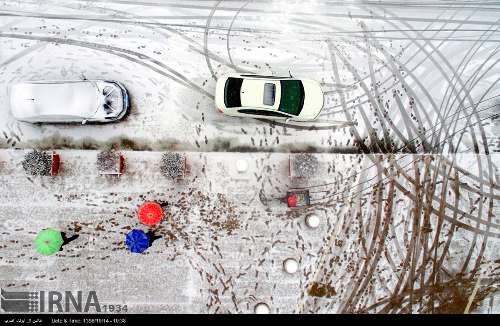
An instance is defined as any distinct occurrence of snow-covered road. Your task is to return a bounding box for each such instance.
[0,0,499,153]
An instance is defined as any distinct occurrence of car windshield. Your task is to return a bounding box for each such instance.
[278,80,304,116]
[224,77,243,108]
[100,83,123,115]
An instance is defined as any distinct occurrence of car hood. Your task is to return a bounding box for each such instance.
[10,81,99,120]
[298,79,324,120]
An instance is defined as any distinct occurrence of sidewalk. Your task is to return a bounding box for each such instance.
[0,149,498,313]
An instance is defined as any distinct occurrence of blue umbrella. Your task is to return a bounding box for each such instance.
[125,229,150,253]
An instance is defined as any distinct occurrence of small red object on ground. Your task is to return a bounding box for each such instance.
[51,152,60,176]
[287,190,311,208]
[138,202,164,225]
[119,154,126,174]
[287,194,298,207]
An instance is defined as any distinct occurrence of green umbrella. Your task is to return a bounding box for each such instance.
[34,228,63,256]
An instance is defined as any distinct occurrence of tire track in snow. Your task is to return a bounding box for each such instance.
[226,0,251,71]
[203,0,223,79]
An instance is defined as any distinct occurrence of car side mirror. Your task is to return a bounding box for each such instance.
[285,118,292,123]
[81,119,88,125]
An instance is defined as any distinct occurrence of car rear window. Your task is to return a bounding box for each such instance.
[224,77,243,108]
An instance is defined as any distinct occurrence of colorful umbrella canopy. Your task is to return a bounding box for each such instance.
[138,202,164,225]
[34,228,63,256]
[125,229,150,253]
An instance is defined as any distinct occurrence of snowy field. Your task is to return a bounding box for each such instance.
[0,0,499,315]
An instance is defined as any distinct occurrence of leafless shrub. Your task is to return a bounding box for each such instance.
[292,153,319,178]
[97,150,120,173]
[160,152,184,179]
[22,150,52,176]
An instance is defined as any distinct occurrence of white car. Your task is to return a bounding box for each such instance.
[215,73,324,122]
[9,80,130,124]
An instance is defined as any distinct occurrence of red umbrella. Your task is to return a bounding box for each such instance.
[138,202,164,225]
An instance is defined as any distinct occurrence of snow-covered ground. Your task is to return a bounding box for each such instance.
[0,0,498,153]
[0,150,498,313]
[0,0,499,315]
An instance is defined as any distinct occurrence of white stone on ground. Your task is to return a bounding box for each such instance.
[283,258,299,274]
[254,302,270,314]
[236,159,248,173]
[305,214,320,228]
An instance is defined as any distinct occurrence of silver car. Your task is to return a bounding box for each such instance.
[9,80,130,124]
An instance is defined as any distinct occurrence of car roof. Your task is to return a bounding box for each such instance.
[239,79,280,110]
[10,81,99,120]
